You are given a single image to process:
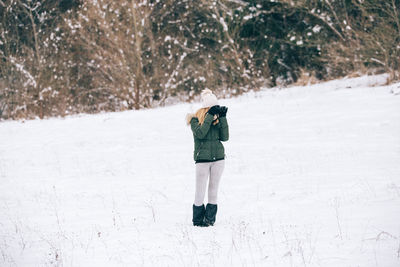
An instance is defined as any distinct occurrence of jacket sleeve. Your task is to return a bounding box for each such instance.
[190,113,214,139]
[218,117,229,141]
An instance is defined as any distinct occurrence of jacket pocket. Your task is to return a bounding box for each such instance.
[195,142,204,160]
[215,141,225,159]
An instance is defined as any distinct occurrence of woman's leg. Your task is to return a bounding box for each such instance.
[194,163,211,206]
[208,160,225,204]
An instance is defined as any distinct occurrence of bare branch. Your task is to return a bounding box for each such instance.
[391,0,400,37]
[307,11,346,42]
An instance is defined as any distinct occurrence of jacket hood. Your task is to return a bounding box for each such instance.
[186,113,196,125]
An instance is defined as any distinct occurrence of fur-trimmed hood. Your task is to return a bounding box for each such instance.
[186,113,196,125]
[186,112,219,126]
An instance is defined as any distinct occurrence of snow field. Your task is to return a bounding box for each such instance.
[0,75,400,266]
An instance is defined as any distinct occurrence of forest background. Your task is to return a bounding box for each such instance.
[0,0,399,120]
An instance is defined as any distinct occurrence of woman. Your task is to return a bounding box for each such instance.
[186,89,229,227]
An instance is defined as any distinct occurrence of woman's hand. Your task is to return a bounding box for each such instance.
[208,105,220,115]
[219,106,228,117]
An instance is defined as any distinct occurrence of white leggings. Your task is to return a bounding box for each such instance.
[194,160,225,206]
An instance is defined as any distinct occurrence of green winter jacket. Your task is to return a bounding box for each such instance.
[190,113,229,162]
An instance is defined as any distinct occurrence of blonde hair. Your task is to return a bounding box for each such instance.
[186,107,219,126]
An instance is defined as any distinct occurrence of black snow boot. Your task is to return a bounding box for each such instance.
[192,204,207,227]
[204,203,218,226]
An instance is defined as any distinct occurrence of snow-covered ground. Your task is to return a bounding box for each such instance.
[1,75,400,267]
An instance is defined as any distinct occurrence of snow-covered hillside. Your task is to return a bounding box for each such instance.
[1,75,400,267]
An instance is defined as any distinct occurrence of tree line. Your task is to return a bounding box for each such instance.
[0,0,399,119]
